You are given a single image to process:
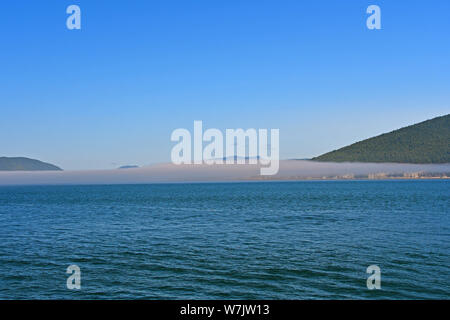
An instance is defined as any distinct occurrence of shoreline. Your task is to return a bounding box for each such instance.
[243,176,450,182]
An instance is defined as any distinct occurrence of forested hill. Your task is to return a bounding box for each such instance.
[0,157,62,171]
[313,114,450,163]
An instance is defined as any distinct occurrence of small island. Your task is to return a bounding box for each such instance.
[118,165,139,169]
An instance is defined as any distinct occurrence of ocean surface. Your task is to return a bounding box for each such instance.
[0,181,448,299]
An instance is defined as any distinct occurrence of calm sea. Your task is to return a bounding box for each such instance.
[0,181,448,299]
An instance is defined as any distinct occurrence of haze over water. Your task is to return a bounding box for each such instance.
[0,181,448,299]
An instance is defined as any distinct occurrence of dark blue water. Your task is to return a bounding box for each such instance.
[0,181,448,299]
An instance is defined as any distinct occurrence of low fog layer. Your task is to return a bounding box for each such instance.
[0,161,449,185]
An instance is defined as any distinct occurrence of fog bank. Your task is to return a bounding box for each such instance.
[0,161,449,185]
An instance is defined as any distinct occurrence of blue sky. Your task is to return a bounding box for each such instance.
[1,0,449,170]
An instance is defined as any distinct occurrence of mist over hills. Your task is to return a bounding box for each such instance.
[0,157,62,171]
[313,114,450,163]
[1,114,448,177]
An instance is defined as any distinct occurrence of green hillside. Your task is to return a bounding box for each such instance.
[313,114,450,163]
[0,157,62,171]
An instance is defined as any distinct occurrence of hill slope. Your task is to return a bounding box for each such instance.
[0,157,62,171]
[313,114,450,163]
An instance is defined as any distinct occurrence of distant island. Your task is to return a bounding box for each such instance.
[118,165,139,169]
[0,157,62,171]
[313,114,450,163]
